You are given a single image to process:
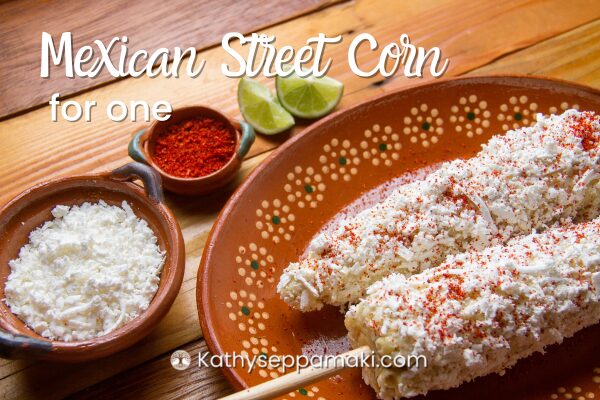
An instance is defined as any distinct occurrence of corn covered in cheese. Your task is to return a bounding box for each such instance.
[278,110,600,311]
[345,218,600,399]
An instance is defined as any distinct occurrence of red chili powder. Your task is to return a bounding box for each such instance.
[153,117,236,178]
[571,112,598,152]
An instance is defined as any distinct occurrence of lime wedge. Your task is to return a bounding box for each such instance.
[238,77,295,135]
[276,71,344,119]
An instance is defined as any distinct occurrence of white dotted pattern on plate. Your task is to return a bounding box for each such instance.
[362,123,403,165]
[450,95,490,138]
[402,104,444,147]
[548,366,599,399]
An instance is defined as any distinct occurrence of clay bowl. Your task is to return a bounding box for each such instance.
[198,76,600,399]
[0,162,185,362]
[128,106,255,196]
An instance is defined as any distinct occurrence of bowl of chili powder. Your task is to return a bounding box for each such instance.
[129,106,255,195]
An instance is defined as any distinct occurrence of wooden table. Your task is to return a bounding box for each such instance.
[0,0,599,398]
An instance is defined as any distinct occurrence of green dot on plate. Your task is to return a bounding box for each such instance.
[421,122,430,130]
[298,388,308,396]
[272,216,281,224]
[338,157,347,165]
[241,306,250,316]
[466,112,475,120]
[514,112,522,121]
[304,184,314,193]
[259,352,268,360]
[250,260,259,270]
[379,143,387,151]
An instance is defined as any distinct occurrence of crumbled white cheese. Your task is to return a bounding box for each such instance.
[278,110,600,311]
[4,201,165,342]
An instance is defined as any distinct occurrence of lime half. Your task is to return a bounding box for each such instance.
[276,71,344,119]
[238,77,295,135]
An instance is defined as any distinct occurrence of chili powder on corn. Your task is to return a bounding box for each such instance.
[153,117,236,178]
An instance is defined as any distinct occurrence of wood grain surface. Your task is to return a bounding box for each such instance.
[0,0,340,119]
[0,0,599,399]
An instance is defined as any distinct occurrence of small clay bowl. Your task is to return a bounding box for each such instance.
[0,162,185,362]
[128,106,255,195]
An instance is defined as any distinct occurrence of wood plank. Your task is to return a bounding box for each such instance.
[474,19,600,86]
[1,0,600,398]
[70,340,234,400]
[0,0,341,119]
[66,18,600,400]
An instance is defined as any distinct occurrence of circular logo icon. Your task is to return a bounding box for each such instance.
[171,350,191,370]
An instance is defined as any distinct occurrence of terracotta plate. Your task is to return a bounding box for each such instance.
[198,76,600,400]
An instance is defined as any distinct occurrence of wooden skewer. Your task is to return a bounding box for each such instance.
[219,346,371,400]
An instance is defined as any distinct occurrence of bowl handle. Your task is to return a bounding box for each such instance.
[236,121,255,159]
[128,129,150,164]
[0,330,52,359]
[110,162,165,203]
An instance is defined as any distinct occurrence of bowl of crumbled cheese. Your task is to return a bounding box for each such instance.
[0,162,184,362]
